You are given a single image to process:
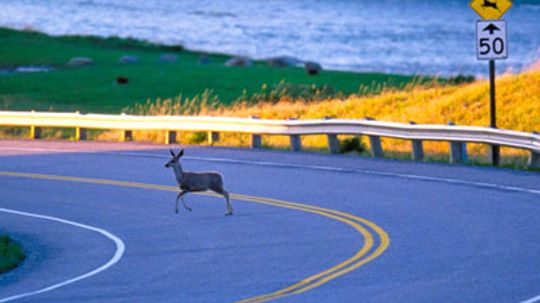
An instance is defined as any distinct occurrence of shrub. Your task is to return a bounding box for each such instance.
[0,235,25,273]
[339,137,366,154]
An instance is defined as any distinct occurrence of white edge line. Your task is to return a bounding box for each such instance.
[3,147,540,196]
[520,295,540,303]
[111,151,540,196]
[0,208,125,303]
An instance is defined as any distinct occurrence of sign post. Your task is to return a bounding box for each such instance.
[469,0,512,166]
[489,59,499,165]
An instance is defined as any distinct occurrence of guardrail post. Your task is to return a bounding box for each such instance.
[327,134,340,154]
[249,116,262,149]
[74,112,87,141]
[30,126,42,139]
[324,117,340,154]
[368,136,383,158]
[529,151,540,169]
[365,117,383,158]
[251,135,262,149]
[121,130,133,142]
[290,134,302,152]
[528,132,540,169]
[288,118,302,152]
[208,132,220,145]
[448,122,468,164]
[75,127,87,141]
[409,121,424,161]
[165,131,177,145]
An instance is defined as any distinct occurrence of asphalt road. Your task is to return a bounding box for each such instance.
[1,140,539,303]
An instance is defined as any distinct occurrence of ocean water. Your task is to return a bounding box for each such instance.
[0,0,539,76]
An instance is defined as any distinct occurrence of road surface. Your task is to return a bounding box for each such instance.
[1,140,539,303]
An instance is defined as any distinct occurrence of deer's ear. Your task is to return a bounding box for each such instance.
[170,149,176,158]
[178,149,184,158]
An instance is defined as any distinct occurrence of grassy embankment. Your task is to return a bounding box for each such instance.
[0,235,25,274]
[124,63,540,168]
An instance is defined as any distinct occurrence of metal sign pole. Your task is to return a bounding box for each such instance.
[470,0,511,167]
[489,59,500,166]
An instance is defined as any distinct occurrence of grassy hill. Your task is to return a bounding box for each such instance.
[209,64,540,132]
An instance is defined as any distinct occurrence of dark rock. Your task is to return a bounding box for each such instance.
[116,76,129,85]
[119,55,139,63]
[198,55,211,65]
[224,56,252,67]
[67,57,93,66]
[158,54,178,63]
[267,56,303,68]
[305,61,322,75]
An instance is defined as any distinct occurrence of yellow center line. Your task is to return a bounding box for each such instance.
[0,171,390,302]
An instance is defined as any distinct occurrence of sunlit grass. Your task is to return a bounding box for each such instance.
[122,62,540,168]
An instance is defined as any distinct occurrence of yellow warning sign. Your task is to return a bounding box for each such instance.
[469,0,512,20]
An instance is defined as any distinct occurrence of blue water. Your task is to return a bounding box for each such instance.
[0,0,539,76]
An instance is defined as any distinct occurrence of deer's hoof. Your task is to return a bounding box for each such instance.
[225,212,233,216]
[187,208,192,212]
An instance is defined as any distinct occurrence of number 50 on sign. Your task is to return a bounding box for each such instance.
[476,20,508,60]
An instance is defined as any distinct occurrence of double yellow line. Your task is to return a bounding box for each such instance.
[0,171,390,302]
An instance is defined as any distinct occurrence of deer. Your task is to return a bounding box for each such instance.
[164,149,233,216]
[481,0,501,11]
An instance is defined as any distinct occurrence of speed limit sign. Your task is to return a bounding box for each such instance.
[476,20,508,60]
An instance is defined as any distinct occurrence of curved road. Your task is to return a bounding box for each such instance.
[0,140,539,303]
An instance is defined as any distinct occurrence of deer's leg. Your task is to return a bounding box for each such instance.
[176,191,190,213]
[217,189,233,216]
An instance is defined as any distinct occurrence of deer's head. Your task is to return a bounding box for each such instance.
[165,149,183,168]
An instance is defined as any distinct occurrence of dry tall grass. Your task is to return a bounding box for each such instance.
[119,63,540,165]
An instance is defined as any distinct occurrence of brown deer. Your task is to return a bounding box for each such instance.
[165,149,233,216]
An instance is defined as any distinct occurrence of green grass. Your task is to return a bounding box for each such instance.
[0,235,25,274]
[0,27,425,114]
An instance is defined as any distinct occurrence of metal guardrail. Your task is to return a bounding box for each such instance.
[0,110,538,167]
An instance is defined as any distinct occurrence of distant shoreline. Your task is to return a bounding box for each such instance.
[2,0,538,76]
